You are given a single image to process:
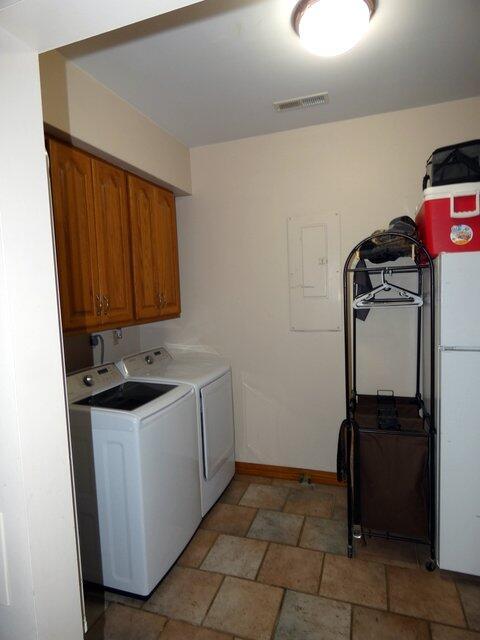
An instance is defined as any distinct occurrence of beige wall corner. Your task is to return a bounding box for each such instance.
[39,50,192,194]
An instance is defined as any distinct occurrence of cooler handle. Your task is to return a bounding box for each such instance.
[450,192,480,219]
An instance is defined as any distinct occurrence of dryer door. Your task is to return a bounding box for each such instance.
[200,371,235,480]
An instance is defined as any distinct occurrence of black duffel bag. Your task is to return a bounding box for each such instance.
[423,140,480,189]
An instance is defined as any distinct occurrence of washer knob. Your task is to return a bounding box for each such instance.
[145,355,154,365]
[83,374,94,387]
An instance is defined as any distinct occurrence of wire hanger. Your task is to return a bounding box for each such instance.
[353,269,423,309]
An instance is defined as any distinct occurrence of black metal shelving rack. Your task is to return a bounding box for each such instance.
[342,231,436,571]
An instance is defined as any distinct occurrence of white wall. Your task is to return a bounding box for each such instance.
[40,50,192,194]
[92,326,142,366]
[141,96,480,473]
[0,27,83,640]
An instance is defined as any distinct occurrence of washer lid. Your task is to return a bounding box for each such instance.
[74,381,177,411]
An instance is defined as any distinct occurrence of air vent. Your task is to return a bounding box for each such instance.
[273,92,329,112]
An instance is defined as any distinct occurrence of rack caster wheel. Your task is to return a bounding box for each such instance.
[347,546,353,559]
[425,559,436,572]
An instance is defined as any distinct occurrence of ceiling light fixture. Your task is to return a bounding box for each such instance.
[293,0,375,57]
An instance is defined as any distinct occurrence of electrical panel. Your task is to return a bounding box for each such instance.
[287,213,341,331]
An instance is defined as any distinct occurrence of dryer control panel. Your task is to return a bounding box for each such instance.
[67,364,125,403]
[120,348,172,377]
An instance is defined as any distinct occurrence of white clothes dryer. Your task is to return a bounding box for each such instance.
[118,347,235,515]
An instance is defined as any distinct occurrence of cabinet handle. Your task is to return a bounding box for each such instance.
[96,294,103,316]
[103,295,110,315]
[157,292,166,309]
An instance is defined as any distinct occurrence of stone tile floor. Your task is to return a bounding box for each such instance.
[85,474,480,639]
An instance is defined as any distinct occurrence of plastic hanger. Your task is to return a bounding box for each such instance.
[353,270,423,309]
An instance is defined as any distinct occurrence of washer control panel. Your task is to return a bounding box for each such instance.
[67,364,124,403]
[120,347,172,377]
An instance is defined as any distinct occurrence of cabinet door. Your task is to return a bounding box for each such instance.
[128,175,162,320]
[49,139,101,332]
[155,188,181,318]
[128,175,181,321]
[92,158,134,327]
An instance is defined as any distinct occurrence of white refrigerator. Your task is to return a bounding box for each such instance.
[436,252,480,576]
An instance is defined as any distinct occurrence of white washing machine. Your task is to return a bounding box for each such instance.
[67,363,201,597]
[118,347,235,515]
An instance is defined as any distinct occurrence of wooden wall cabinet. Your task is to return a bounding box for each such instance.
[49,139,101,333]
[128,174,181,322]
[92,158,134,327]
[48,138,181,334]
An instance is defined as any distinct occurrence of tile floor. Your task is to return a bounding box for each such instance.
[85,474,480,639]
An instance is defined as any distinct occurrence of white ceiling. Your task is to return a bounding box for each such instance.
[0,0,204,52]
[61,0,480,147]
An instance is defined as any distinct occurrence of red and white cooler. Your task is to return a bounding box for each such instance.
[416,182,480,257]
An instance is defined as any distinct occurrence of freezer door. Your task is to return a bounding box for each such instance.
[438,252,480,348]
[200,371,235,481]
[438,350,480,575]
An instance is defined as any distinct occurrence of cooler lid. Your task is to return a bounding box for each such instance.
[423,181,480,200]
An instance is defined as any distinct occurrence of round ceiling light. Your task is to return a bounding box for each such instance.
[293,0,375,57]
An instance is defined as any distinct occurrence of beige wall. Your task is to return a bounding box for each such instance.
[141,96,480,473]
[39,50,191,194]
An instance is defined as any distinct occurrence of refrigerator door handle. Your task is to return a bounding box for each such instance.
[440,346,480,352]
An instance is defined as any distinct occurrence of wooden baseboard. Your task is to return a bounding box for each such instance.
[235,461,344,486]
